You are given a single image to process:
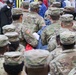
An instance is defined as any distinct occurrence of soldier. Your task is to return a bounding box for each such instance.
[22,2,46,48]
[3,52,24,75]
[41,7,61,46]
[22,2,46,30]
[24,49,50,75]
[48,14,74,51]
[4,32,25,52]
[12,8,26,46]
[21,1,30,23]
[50,31,76,75]
[2,24,16,34]
[60,14,74,31]
[0,35,10,75]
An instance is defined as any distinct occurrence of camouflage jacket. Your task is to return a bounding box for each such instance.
[22,26,38,47]
[22,12,45,32]
[50,49,76,75]
[68,67,76,75]
[41,21,61,45]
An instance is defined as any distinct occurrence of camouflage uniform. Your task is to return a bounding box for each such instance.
[22,2,45,47]
[0,35,10,75]
[4,32,25,52]
[12,8,25,45]
[41,21,61,45]
[50,31,76,75]
[68,67,76,75]
[48,14,73,51]
[22,1,30,23]
[22,2,45,31]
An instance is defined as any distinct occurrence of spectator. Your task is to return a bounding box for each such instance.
[38,0,47,18]
[0,0,13,34]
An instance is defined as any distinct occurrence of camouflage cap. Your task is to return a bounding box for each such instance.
[4,32,19,42]
[52,2,61,7]
[4,52,23,65]
[21,1,30,8]
[12,8,23,15]
[30,2,39,9]
[2,24,15,34]
[60,31,75,45]
[0,35,10,47]
[24,50,50,68]
[64,6,74,9]
[49,7,60,15]
[60,8,64,14]
[60,14,73,22]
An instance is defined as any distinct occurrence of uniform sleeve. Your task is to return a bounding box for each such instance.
[41,29,47,45]
[22,27,38,47]
[37,16,46,30]
[50,60,64,75]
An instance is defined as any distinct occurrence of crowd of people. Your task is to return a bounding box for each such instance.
[0,0,76,75]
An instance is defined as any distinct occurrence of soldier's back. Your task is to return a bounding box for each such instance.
[50,49,76,75]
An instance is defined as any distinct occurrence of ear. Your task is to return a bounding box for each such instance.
[61,22,64,28]
[20,15,23,19]
[25,67,28,74]
[71,22,73,26]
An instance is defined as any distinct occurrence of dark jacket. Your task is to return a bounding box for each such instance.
[0,5,12,26]
[0,5,12,34]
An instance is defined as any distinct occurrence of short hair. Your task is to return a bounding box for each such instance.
[25,65,50,75]
[3,62,24,75]
[50,14,60,20]
[9,41,19,51]
[61,21,73,26]
[0,45,9,53]
[60,42,75,50]
[12,14,23,21]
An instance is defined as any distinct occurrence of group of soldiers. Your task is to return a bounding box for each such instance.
[0,0,76,75]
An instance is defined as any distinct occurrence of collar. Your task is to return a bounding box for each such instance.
[7,5,10,9]
[62,49,75,53]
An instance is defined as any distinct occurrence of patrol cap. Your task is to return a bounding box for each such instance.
[30,2,39,9]
[49,7,60,15]
[24,50,50,68]
[60,8,64,14]
[4,52,23,65]
[60,14,73,22]
[12,8,23,15]
[60,31,75,45]
[0,35,10,47]
[4,32,19,42]
[52,2,61,8]
[2,24,15,34]
[64,6,74,9]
